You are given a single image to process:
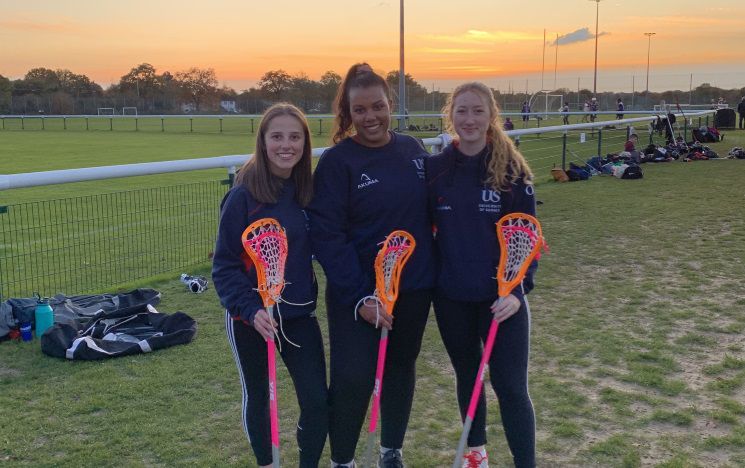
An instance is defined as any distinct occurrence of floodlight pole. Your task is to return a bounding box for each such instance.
[644,32,656,109]
[590,0,602,97]
[398,0,406,131]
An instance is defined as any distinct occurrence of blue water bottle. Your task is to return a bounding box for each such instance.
[34,293,54,338]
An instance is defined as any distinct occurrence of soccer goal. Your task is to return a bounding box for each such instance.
[97,107,115,116]
[529,91,564,121]
[122,107,138,116]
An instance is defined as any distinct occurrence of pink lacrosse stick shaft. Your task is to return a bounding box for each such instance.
[452,299,502,468]
[364,327,389,465]
[267,307,280,468]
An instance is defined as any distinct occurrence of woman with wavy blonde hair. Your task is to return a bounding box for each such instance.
[426,82,538,468]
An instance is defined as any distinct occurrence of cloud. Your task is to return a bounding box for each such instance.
[419,29,539,45]
[0,18,83,34]
[552,27,609,46]
[626,14,743,27]
[418,47,485,55]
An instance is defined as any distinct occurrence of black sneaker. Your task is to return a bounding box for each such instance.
[378,449,404,468]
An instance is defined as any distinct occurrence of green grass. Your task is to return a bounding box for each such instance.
[1,127,745,466]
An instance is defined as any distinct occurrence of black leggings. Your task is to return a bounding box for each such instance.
[326,288,432,463]
[433,293,535,468]
[225,312,328,467]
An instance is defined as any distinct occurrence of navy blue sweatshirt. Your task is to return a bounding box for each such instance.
[425,143,537,303]
[212,181,317,324]
[308,132,436,306]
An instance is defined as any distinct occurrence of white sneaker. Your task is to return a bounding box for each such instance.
[462,449,489,468]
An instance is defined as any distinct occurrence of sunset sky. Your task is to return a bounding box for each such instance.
[1,0,743,93]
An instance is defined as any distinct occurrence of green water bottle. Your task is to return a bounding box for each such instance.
[34,293,54,338]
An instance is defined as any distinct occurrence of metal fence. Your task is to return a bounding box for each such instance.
[0,180,228,299]
[0,110,715,299]
[0,111,711,136]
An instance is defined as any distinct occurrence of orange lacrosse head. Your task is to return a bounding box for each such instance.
[374,230,416,316]
[496,213,547,298]
[241,218,288,309]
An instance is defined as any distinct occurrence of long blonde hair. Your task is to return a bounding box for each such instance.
[443,82,533,191]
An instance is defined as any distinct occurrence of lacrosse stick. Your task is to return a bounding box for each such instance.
[362,230,416,468]
[452,213,546,468]
[241,217,288,468]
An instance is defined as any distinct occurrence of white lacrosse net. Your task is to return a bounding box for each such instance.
[500,218,539,283]
[380,235,412,301]
[245,223,287,299]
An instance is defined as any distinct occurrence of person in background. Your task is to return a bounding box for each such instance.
[503,117,514,130]
[521,101,530,122]
[426,82,539,468]
[308,63,435,468]
[582,100,590,123]
[737,97,745,130]
[212,103,328,468]
[624,138,641,164]
[590,97,599,122]
[561,103,570,125]
[616,98,625,120]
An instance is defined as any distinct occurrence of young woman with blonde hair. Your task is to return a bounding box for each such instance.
[425,82,538,468]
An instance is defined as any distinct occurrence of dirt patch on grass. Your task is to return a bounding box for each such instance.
[0,364,21,379]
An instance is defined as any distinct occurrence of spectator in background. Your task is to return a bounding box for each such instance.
[582,100,590,123]
[616,98,625,120]
[590,97,599,122]
[521,101,530,122]
[504,117,514,130]
[561,103,570,125]
[737,97,745,130]
[624,138,641,164]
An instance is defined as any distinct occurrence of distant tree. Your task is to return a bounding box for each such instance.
[174,67,218,112]
[237,87,268,115]
[258,69,292,101]
[0,74,11,112]
[385,71,428,111]
[219,86,238,101]
[287,72,320,112]
[120,63,160,99]
[56,69,101,96]
[23,68,60,94]
[319,71,342,111]
[154,71,179,112]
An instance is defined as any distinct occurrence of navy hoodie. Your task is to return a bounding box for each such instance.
[212,181,317,324]
[308,132,435,306]
[425,143,537,303]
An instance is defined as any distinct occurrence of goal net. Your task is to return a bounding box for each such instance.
[529,92,564,121]
[97,107,115,116]
[122,107,138,116]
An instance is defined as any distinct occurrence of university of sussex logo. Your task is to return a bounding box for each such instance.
[479,189,501,213]
[481,189,501,203]
[357,173,380,189]
[412,158,425,180]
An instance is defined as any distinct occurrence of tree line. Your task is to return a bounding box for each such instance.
[0,63,742,115]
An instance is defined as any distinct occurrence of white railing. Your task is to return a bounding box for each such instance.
[0,110,716,191]
[0,110,714,120]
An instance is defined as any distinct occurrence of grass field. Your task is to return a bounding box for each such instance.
[1,126,744,466]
